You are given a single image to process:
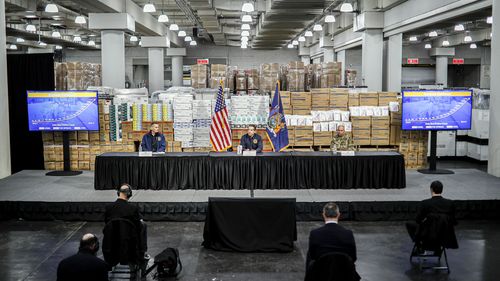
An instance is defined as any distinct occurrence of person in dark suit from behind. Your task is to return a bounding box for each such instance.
[306,202,360,281]
[104,184,148,258]
[406,180,457,242]
[57,233,108,281]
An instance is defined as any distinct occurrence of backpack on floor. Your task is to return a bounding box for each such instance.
[153,247,182,278]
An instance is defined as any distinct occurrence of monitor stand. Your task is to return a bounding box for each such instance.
[418,130,454,175]
[46,131,83,176]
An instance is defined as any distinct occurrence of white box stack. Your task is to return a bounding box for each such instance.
[229,95,269,126]
[173,95,194,147]
[193,120,211,148]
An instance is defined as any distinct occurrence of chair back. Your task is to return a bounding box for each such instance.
[102,218,141,266]
[416,213,458,250]
[305,252,358,281]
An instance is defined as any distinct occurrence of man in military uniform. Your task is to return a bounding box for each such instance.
[331,125,354,151]
[240,124,263,153]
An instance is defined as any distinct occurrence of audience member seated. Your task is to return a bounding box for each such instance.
[104,184,149,262]
[406,180,458,251]
[305,202,360,281]
[57,233,108,281]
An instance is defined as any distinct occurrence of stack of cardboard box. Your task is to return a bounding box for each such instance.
[311,88,330,111]
[191,64,208,88]
[291,92,312,115]
[281,91,292,115]
[209,64,227,88]
[294,126,314,146]
[399,131,428,169]
[378,92,398,106]
[390,112,402,145]
[287,61,305,92]
[320,62,342,88]
[348,92,360,107]
[330,88,349,110]
[351,116,371,145]
[246,69,260,91]
[359,92,379,106]
[371,116,390,145]
[260,63,280,93]
[54,62,102,90]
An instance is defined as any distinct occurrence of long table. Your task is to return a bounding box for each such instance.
[94,151,405,190]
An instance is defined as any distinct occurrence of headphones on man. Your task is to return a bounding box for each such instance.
[79,233,100,254]
[117,184,133,199]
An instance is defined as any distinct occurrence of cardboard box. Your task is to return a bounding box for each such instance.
[378,92,398,106]
[291,92,312,106]
[313,131,332,146]
[348,93,360,107]
[359,92,379,106]
[330,92,349,110]
[390,125,401,145]
[78,161,90,170]
[292,106,311,115]
[371,116,390,128]
[351,117,371,128]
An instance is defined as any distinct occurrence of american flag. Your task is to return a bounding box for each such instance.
[210,81,232,151]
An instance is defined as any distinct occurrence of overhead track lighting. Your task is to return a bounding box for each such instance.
[454,24,464,31]
[428,31,438,37]
[130,35,138,42]
[442,40,450,46]
[16,38,25,43]
[464,35,472,42]
[424,43,432,49]
[409,36,417,42]
[26,23,36,32]
[241,36,249,42]
[241,30,250,37]
[184,36,192,42]
[169,24,179,31]
[292,40,299,46]
[241,1,254,13]
[158,14,169,23]
[143,2,156,13]
[241,44,248,49]
[313,24,323,31]
[73,36,82,42]
[325,14,336,23]
[241,24,251,30]
[298,36,305,42]
[340,2,353,13]
[304,31,313,37]
[190,41,197,46]
[88,40,96,46]
[470,43,477,49]
[75,15,86,24]
[45,3,58,13]
[9,44,18,50]
[178,30,186,37]
[287,43,293,48]
[242,14,252,22]
[52,30,61,38]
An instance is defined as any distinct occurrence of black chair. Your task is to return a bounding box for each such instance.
[305,252,360,281]
[409,213,458,274]
[103,218,142,280]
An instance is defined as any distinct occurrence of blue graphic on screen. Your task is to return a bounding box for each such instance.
[402,90,472,130]
[27,91,99,131]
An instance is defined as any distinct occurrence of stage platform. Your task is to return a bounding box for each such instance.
[1,169,500,221]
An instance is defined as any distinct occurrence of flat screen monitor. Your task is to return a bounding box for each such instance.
[27,90,99,131]
[401,89,472,131]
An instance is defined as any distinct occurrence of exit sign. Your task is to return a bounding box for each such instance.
[407,58,419,64]
[452,58,464,65]
[197,59,209,65]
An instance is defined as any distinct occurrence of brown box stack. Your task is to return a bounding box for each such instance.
[294,126,313,146]
[235,70,247,90]
[288,126,295,146]
[399,130,428,168]
[348,92,360,107]
[359,92,379,106]
[191,64,208,88]
[378,92,398,106]
[320,62,342,88]
[287,61,305,92]
[291,92,311,115]
[389,112,402,145]
[371,116,390,145]
[314,131,333,146]
[209,64,227,88]
[260,63,281,92]
[308,64,322,89]
[311,88,330,111]
[330,88,349,110]
[351,116,371,145]
[246,69,260,90]
[281,91,292,115]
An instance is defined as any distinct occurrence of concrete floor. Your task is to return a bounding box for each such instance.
[1,220,499,281]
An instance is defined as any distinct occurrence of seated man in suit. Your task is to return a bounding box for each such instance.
[141,123,166,152]
[104,184,149,262]
[57,233,108,281]
[406,180,457,244]
[306,202,360,280]
[240,124,263,153]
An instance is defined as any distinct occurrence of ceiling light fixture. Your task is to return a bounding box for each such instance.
[292,40,299,46]
[190,40,197,46]
[26,23,36,32]
[425,43,432,49]
[340,2,354,13]
[73,36,82,42]
[487,16,493,24]
[16,38,25,43]
[52,30,61,38]
[428,31,438,37]
[158,14,169,23]
[464,35,472,42]
[9,44,18,50]
[169,24,179,31]
[55,45,63,50]
[313,24,323,31]
[45,3,58,13]
[325,14,336,23]
[178,30,186,37]
[88,40,96,46]
[242,14,252,22]
[298,36,306,42]
[442,40,450,46]
[130,35,138,42]
[241,36,249,42]
[409,36,417,41]
[241,30,250,37]
[304,31,313,37]
[139,40,142,46]
[184,36,192,42]
[241,1,254,13]
[454,24,464,31]
[39,41,47,47]
[143,2,156,13]
[470,43,477,49]
[75,15,86,24]
[241,44,248,49]
[241,24,250,30]
[287,43,293,48]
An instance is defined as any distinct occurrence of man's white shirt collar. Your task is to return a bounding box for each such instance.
[325,220,338,224]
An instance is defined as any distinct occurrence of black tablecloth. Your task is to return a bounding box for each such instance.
[94,151,406,190]
[202,197,297,252]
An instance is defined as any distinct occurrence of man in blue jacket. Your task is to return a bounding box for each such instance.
[239,124,263,153]
[141,123,166,152]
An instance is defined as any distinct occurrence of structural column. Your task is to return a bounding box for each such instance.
[336,50,346,86]
[147,48,165,92]
[0,0,11,178]
[101,30,126,88]
[361,29,383,91]
[89,13,135,89]
[323,47,335,63]
[387,33,403,92]
[489,0,500,177]
[435,56,448,86]
[167,48,186,87]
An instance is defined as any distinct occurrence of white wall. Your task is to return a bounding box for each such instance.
[0,0,11,178]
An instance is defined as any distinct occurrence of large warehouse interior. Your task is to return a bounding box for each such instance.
[0,0,499,280]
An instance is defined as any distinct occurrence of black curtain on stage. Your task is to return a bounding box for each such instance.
[7,53,55,173]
